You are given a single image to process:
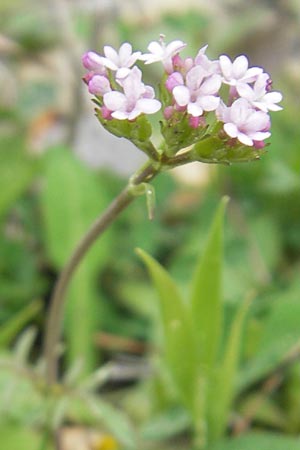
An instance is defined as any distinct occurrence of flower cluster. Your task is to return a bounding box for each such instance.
[82,35,282,151]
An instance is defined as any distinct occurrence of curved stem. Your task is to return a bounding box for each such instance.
[44,160,158,385]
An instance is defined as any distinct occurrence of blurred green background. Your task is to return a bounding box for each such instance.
[0,0,300,449]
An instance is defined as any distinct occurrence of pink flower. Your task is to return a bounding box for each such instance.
[140,35,187,73]
[237,73,283,112]
[103,67,161,120]
[101,43,141,78]
[217,98,271,146]
[219,55,263,88]
[172,66,221,117]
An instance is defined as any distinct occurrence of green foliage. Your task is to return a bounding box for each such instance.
[0,136,37,220]
[138,198,250,446]
[41,147,113,373]
[210,433,300,450]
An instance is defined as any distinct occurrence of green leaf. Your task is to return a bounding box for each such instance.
[0,425,53,450]
[85,397,136,449]
[0,136,37,219]
[238,286,300,390]
[190,197,229,369]
[0,300,42,348]
[136,248,197,412]
[208,297,251,441]
[211,432,300,450]
[42,147,113,373]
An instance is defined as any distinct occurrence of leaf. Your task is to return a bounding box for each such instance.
[136,248,197,412]
[0,425,53,450]
[208,296,251,441]
[238,286,300,390]
[42,146,113,373]
[211,432,300,450]
[85,397,136,449]
[0,136,37,219]
[0,300,42,348]
[141,407,190,441]
[190,196,229,369]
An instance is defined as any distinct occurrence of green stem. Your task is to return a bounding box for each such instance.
[43,159,159,385]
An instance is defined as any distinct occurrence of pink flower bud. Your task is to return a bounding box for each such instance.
[189,116,200,128]
[88,75,111,96]
[163,106,174,119]
[82,51,106,74]
[253,140,265,149]
[101,106,112,120]
[165,72,183,92]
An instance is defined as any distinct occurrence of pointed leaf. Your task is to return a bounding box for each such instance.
[208,296,251,440]
[136,248,197,412]
[190,197,229,369]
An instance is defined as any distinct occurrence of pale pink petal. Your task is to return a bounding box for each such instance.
[119,42,132,61]
[264,91,283,104]
[219,55,232,79]
[148,41,164,56]
[166,40,187,55]
[245,111,270,131]
[116,67,131,79]
[237,132,253,146]
[187,102,203,117]
[232,55,248,78]
[104,45,119,63]
[173,85,190,106]
[166,72,184,91]
[136,98,161,114]
[237,83,254,100]
[224,123,238,138]
[82,51,105,71]
[186,66,205,90]
[126,51,142,67]
[248,131,271,141]
[103,91,127,111]
[242,67,263,82]
[200,74,222,95]
[111,111,130,120]
[197,95,220,111]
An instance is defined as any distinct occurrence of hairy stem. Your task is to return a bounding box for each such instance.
[44,160,158,384]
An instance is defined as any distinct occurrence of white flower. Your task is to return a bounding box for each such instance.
[219,54,263,88]
[172,66,221,117]
[217,98,271,146]
[237,73,283,112]
[194,45,220,76]
[103,67,161,120]
[140,35,187,73]
[101,43,141,78]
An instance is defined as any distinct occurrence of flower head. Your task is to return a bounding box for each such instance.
[140,34,187,73]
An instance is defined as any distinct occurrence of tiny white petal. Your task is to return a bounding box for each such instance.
[166,40,187,55]
[119,42,132,61]
[224,123,238,138]
[148,41,164,56]
[248,131,271,141]
[237,132,253,146]
[198,95,220,111]
[136,98,161,114]
[200,75,222,95]
[173,85,190,106]
[104,46,119,64]
[219,55,232,79]
[187,103,203,117]
[103,91,127,111]
[232,55,248,78]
